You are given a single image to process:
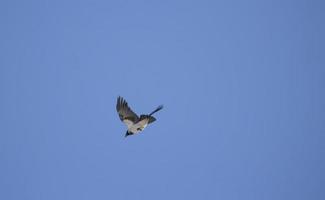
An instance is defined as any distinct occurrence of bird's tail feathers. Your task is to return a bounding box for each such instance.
[149,105,163,116]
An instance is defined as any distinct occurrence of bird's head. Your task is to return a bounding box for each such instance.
[125,131,132,137]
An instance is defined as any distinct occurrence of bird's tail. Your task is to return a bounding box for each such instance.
[149,105,163,116]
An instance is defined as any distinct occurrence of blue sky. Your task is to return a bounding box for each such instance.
[1,0,324,199]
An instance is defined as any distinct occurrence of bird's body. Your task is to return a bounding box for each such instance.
[116,96,163,137]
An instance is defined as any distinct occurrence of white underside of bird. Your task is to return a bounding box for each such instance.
[124,118,149,134]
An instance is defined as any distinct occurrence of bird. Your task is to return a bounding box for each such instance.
[116,96,163,137]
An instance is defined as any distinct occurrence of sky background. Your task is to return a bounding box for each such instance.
[1,0,325,200]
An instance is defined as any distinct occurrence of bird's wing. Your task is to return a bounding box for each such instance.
[139,115,156,124]
[116,96,139,128]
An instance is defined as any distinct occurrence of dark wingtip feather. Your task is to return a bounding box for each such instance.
[117,96,129,110]
[149,104,164,116]
[116,96,124,111]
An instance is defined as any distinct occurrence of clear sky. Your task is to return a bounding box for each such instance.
[1,0,324,200]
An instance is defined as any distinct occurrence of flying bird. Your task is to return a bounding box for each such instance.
[116,96,163,137]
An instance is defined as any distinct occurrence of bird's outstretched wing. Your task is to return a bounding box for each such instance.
[116,96,139,128]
